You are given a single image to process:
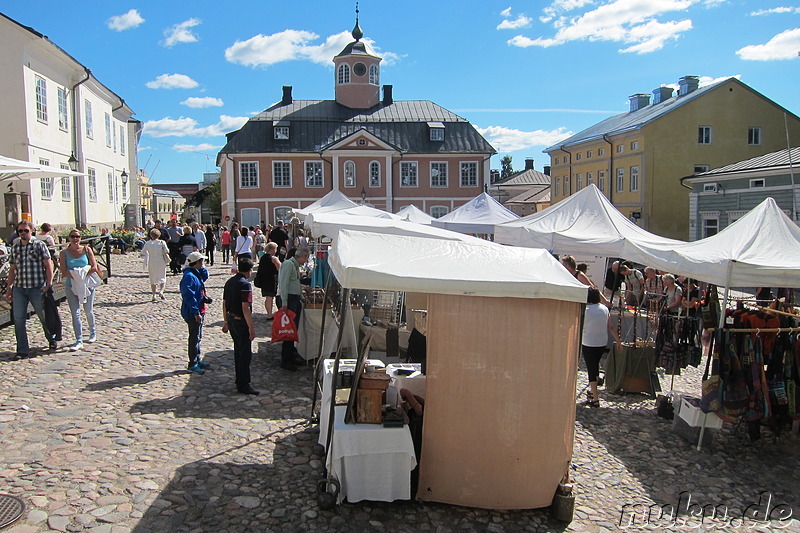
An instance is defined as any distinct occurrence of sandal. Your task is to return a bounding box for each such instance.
[583,391,600,408]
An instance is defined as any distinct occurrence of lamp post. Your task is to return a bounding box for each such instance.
[360,187,367,205]
[68,152,79,172]
[120,170,129,227]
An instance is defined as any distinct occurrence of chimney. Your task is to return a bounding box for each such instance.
[382,85,393,105]
[678,76,699,96]
[490,169,500,184]
[525,158,535,171]
[628,93,651,112]
[281,86,292,105]
[652,86,674,104]
[543,165,551,176]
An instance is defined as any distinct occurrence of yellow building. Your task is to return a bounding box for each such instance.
[545,76,800,239]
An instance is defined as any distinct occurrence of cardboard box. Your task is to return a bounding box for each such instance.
[678,397,723,428]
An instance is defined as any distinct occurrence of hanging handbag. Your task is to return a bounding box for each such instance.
[700,331,721,413]
[700,284,720,329]
[720,334,749,417]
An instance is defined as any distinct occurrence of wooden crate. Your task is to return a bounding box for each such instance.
[356,389,384,424]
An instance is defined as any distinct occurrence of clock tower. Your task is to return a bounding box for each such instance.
[333,10,381,109]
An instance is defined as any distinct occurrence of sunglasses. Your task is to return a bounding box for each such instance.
[17,229,30,233]
[69,235,81,239]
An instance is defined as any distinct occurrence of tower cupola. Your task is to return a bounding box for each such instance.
[333,5,382,109]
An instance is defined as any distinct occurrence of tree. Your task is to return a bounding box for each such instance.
[203,176,221,222]
[500,155,514,179]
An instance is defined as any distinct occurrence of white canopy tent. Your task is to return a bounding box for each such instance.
[395,204,434,225]
[308,212,474,243]
[431,192,519,234]
[0,154,85,181]
[294,189,358,221]
[494,184,683,259]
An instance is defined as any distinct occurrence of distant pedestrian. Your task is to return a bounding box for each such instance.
[5,220,56,359]
[233,227,253,262]
[180,251,210,374]
[220,226,231,264]
[178,225,198,266]
[141,229,170,301]
[59,229,100,351]
[193,222,206,253]
[269,221,290,261]
[166,219,183,274]
[222,256,258,395]
[254,242,281,319]
[205,224,217,266]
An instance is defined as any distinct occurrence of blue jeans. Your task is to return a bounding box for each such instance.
[185,315,204,368]
[228,317,252,389]
[65,285,96,342]
[12,286,50,355]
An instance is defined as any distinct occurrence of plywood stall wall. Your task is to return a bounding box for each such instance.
[418,294,582,509]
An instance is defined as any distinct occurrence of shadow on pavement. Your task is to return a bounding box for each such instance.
[84,370,186,391]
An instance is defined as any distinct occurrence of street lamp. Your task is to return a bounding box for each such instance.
[68,152,78,172]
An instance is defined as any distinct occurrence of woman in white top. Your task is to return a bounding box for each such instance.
[582,288,622,408]
[141,229,170,302]
[234,230,253,261]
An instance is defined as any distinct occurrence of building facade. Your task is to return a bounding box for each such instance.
[684,147,800,240]
[545,76,800,239]
[218,21,494,227]
[0,12,141,232]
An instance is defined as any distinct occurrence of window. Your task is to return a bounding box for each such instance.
[587,172,593,186]
[430,128,444,141]
[563,177,569,196]
[598,170,606,192]
[430,206,448,219]
[305,161,323,188]
[369,161,381,187]
[631,141,639,150]
[272,161,291,187]
[274,207,292,224]
[337,64,350,84]
[121,177,127,200]
[630,166,639,192]
[369,64,379,84]
[35,75,47,122]
[105,113,112,147]
[749,178,765,188]
[84,100,93,138]
[703,183,718,193]
[107,172,115,202]
[274,126,289,140]
[555,177,560,196]
[400,162,418,187]
[113,123,117,152]
[576,173,583,190]
[88,168,97,202]
[698,126,711,144]
[343,161,356,187]
[38,158,52,199]
[616,144,624,153]
[358,138,366,146]
[554,157,559,165]
[57,87,68,131]
[575,153,582,161]
[616,168,625,192]
[586,151,592,159]
[431,162,447,187]
[694,165,710,174]
[60,164,71,200]
[703,216,719,237]
[120,126,126,155]
[460,162,478,187]
[240,162,259,188]
[748,127,761,145]
[563,155,569,164]
[598,148,605,156]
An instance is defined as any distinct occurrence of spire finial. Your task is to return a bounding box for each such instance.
[352,2,363,41]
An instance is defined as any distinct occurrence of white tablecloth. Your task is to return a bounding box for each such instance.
[385,363,427,407]
[326,406,417,503]
[298,307,363,360]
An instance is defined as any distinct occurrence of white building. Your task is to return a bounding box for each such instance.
[0,12,141,231]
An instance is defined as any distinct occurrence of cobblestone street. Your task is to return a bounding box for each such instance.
[0,254,798,532]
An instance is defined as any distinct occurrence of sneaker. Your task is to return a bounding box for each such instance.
[87,333,97,343]
[188,364,205,375]
[197,361,211,369]
[69,341,83,352]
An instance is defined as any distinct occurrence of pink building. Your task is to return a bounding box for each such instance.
[217,20,495,227]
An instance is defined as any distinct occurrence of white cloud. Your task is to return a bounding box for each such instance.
[145,74,199,89]
[173,143,222,153]
[501,7,513,17]
[476,126,573,152]
[751,6,800,15]
[736,28,800,60]
[137,145,153,152]
[143,115,249,138]
[225,29,402,68]
[107,9,144,31]
[163,18,201,47]
[181,96,224,108]
[498,15,533,30]
[515,0,699,54]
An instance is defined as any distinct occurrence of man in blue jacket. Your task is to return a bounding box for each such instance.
[180,251,210,374]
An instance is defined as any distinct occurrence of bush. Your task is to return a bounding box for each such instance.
[111,230,135,245]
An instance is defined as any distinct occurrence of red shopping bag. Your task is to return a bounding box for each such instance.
[271,309,298,343]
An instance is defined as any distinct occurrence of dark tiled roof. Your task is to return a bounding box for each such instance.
[693,147,800,177]
[495,168,551,187]
[151,189,184,198]
[220,100,494,156]
[506,186,551,205]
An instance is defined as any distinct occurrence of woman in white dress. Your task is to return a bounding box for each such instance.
[141,229,170,302]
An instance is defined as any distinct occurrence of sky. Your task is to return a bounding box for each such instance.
[3,0,799,185]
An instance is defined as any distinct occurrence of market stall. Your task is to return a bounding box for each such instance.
[431,192,519,235]
[293,189,358,221]
[322,230,588,509]
[396,204,435,225]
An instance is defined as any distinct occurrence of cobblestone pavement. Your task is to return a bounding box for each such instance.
[0,254,798,532]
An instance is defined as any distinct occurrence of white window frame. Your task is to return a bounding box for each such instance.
[554,157,559,165]
[60,164,71,201]
[369,161,381,187]
[562,177,569,196]
[121,177,127,201]
[749,178,765,189]
[576,173,583,190]
[57,87,68,131]
[274,126,289,140]
[273,206,293,225]
[430,128,444,141]
[701,212,719,238]
[84,99,93,139]
[616,144,624,154]
[272,161,291,188]
[616,168,625,192]
[630,166,639,192]
[240,161,259,188]
[703,183,718,193]
[105,113,112,148]
[35,75,47,123]
[38,158,52,200]
[460,162,478,187]
[400,161,418,187]
[304,161,323,188]
[586,150,592,159]
[430,162,448,188]
[88,168,97,202]
[337,64,350,84]
[598,170,606,192]
[369,64,379,84]
[586,172,593,186]
[748,127,761,146]
[120,125,126,155]
[694,165,710,174]
[575,153,582,161]
[698,126,711,145]
[631,141,639,150]
[554,177,560,196]
[240,208,262,229]
[108,172,115,202]
[430,206,448,219]
[563,155,569,164]
[598,148,605,156]
[343,160,356,188]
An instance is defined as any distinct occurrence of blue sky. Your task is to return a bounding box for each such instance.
[3,1,799,184]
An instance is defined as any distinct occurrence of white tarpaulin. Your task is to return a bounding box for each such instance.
[293,189,358,221]
[307,212,474,242]
[329,230,588,302]
[396,204,434,225]
[629,197,800,288]
[494,184,683,259]
[431,192,519,234]
[0,154,85,181]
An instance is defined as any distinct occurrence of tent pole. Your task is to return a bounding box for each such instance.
[323,288,350,471]
[309,266,333,422]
